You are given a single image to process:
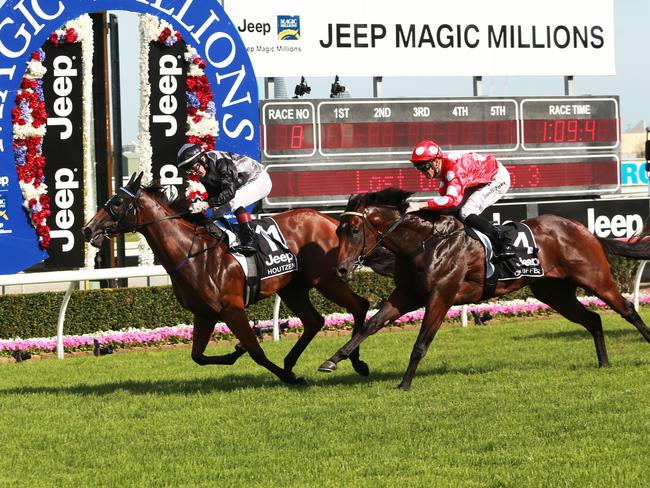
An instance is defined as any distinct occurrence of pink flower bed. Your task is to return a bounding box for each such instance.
[2,295,649,357]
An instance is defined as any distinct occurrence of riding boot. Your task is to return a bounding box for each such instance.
[464,213,515,260]
[232,207,257,256]
[493,227,516,259]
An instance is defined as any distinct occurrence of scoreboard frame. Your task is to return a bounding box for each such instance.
[259,96,621,209]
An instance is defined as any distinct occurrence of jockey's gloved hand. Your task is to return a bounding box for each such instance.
[203,206,228,219]
[208,188,234,207]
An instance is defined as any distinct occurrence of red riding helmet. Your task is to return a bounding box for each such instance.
[410,140,441,164]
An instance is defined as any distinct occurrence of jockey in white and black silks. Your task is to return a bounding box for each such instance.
[405,139,515,259]
[176,143,272,256]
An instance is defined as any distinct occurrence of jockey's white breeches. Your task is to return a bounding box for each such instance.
[459,162,510,221]
[229,169,272,211]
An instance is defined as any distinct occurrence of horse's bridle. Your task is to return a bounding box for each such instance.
[340,208,467,267]
[93,186,188,244]
[340,209,407,269]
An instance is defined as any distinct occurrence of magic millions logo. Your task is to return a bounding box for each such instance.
[277,16,300,40]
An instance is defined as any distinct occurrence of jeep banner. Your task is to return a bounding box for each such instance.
[42,41,85,270]
[148,41,187,200]
[538,198,650,239]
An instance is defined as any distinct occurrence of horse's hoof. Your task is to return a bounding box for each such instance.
[318,360,337,373]
[351,360,370,377]
[396,382,411,391]
[291,377,309,387]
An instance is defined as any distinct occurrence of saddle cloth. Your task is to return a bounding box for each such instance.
[470,221,544,281]
[211,217,297,305]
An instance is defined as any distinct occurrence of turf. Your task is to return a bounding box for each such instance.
[2,312,650,487]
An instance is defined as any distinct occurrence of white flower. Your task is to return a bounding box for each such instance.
[186,115,219,137]
[189,200,209,214]
[25,59,47,79]
[13,124,46,139]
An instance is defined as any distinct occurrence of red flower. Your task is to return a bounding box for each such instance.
[159,27,172,43]
[65,28,78,43]
[21,78,36,90]
[175,31,182,41]
[49,32,59,45]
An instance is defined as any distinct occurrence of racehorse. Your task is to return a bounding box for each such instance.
[318,187,650,390]
[82,173,393,385]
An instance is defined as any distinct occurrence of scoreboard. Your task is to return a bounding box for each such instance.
[259,96,620,209]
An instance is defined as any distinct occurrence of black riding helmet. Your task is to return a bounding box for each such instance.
[176,143,206,169]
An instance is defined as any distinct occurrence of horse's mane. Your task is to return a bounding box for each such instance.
[348,187,414,212]
[142,180,190,213]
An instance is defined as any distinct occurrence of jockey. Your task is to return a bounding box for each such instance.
[176,143,272,256]
[405,139,515,259]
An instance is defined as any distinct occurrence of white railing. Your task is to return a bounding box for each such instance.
[0,266,167,359]
[0,266,285,359]
[2,260,647,359]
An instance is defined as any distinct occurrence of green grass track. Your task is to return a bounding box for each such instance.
[2,311,650,487]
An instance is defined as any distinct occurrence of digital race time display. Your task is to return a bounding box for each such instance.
[260,96,620,208]
[521,98,619,149]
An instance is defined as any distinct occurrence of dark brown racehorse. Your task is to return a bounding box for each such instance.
[318,188,650,389]
[82,173,393,385]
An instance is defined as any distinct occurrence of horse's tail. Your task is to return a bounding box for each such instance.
[597,234,650,260]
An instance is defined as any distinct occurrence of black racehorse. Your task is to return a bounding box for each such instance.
[319,188,650,389]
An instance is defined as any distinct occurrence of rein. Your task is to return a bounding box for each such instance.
[96,186,189,242]
[340,210,407,269]
[169,225,224,274]
[341,209,465,267]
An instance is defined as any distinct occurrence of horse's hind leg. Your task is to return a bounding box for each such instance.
[219,307,306,385]
[530,279,610,367]
[575,270,650,345]
[277,281,325,374]
[191,313,247,366]
[315,276,371,376]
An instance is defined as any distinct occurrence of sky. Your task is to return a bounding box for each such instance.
[114,0,649,144]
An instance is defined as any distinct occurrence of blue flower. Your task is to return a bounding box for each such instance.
[35,80,44,101]
[206,101,216,116]
[15,146,27,166]
[186,92,200,108]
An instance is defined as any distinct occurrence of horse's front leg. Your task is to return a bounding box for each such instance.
[318,287,421,373]
[191,313,247,366]
[219,307,307,385]
[397,282,460,390]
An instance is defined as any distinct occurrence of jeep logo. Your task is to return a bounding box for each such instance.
[160,163,183,200]
[47,55,78,140]
[518,256,540,266]
[50,167,79,252]
[587,208,643,238]
[152,54,182,137]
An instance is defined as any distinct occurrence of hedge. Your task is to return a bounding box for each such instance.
[0,256,638,339]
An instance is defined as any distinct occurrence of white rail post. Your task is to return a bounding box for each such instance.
[57,281,78,359]
[633,260,647,311]
[272,294,282,341]
[461,305,469,327]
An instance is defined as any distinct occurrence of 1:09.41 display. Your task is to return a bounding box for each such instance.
[523,118,618,145]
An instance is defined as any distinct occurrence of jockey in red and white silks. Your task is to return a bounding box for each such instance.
[420,151,510,219]
[406,139,515,259]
